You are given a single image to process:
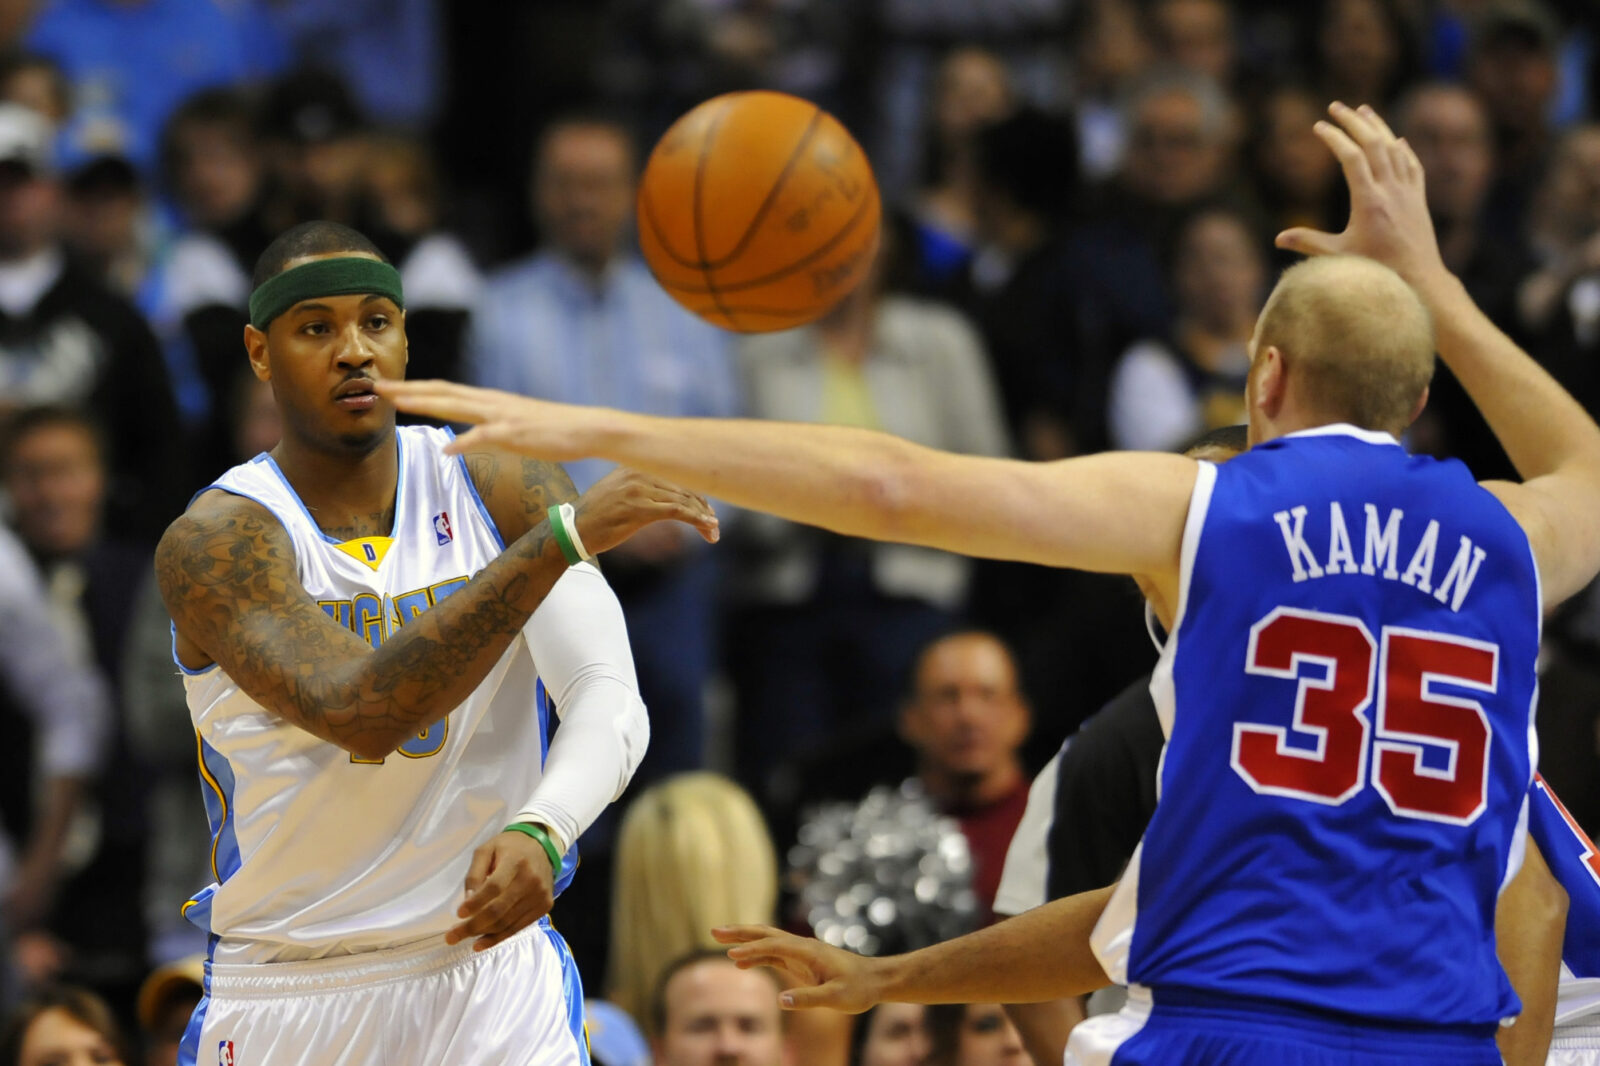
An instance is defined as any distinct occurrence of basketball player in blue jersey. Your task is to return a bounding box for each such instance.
[154,220,719,1066]
[382,102,1600,1065]
[1529,776,1600,1064]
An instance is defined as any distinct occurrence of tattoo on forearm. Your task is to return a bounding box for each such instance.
[156,497,561,757]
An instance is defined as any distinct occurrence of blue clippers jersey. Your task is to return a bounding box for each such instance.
[1090,426,1540,1027]
[1529,775,1600,1026]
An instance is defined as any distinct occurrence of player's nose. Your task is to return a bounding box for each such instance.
[332,323,376,369]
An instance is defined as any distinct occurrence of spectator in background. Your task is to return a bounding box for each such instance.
[0,53,68,126]
[1068,0,1155,183]
[265,0,443,130]
[649,951,788,1066]
[1250,82,1345,248]
[0,103,183,539]
[359,133,481,385]
[60,156,155,305]
[1107,206,1262,452]
[468,113,736,782]
[22,0,287,177]
[0,984,126,1066]
[133,957,200,1066]
[1148,0,1237,89]
[924,1003,1033,1066]
[2,407,155,1018]
[897,632,1031,928]
[0,523,108,1009]
[1311,0,1417,110]
[1399,81,1535,480]
[258,71,369,236]
[606,774,779,1031]
[730,215,1008,788]
[1519,124,1600,342]
[1469,0,1563,245]
[906,47,1015,291]
[956,107,1087,461]
[851,1004,930,1066]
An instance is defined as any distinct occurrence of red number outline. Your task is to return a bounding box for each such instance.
[1233,607,1375,806]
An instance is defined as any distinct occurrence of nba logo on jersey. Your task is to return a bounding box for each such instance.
[217,1040,235,1066]
[434,511,453,545]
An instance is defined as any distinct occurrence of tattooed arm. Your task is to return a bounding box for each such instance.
[460,449,579,543]
[156,474,716,761]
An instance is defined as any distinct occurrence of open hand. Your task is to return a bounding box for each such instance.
[571,466,719,556]
[376,380,604,462]
[712,924,889,1013]
[1276,102,1448,287]
[447,829,556,952]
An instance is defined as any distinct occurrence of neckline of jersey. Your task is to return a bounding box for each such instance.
[1280,423,1401,447]
[256,431,409,546]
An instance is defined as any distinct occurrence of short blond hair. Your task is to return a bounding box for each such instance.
[1255,256,1435,437]
[606,772,780,1032]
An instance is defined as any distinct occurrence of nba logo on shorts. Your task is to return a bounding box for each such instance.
[218,1040,235,1066]
[434,511,453,546]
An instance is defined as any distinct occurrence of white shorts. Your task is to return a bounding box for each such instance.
[1551,1021,1600,1066]
[179,918,589,1066]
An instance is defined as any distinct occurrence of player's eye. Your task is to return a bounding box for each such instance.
[301,321,330,336]
[367,314,389,330]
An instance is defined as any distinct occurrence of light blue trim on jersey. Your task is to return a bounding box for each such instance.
[170,621,218,676]
[535,678,551,765]
[176,932,220,1066]
[260,432,409,544]
[197,735,242,884]
[444,425,507,551]
[541,917,592,1066]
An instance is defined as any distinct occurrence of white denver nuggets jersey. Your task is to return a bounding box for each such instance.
[179,426,556,965]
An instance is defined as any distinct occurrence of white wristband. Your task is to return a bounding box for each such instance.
[557,502,593,562]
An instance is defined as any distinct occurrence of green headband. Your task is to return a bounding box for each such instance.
[249,256,405,329]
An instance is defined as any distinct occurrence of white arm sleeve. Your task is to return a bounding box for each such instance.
[512,562,649,852]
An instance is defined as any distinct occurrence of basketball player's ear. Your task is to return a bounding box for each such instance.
[1253,345,1287,420]
[400,308,409,367]
[244,323,271,382]
[1407,384,1429,428]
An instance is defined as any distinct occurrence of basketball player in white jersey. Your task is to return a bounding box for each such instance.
[154,220,718,1066]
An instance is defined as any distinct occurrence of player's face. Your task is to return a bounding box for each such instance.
[17,1007,123,1066]
[952,1004,1032,1066]
[245,251,407,458]
[655,961,787,1066]
[859,1003,930,1066]
[905,636,1028,780]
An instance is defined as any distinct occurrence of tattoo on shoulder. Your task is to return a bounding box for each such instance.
[466,453,499,498]
[519,457,577,514]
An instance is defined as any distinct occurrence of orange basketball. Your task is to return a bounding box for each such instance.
[637,91,881,333]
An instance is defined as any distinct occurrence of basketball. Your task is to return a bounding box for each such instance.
[637,91,881,333]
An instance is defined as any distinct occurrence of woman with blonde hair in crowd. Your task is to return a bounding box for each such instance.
[606,771,851,1065]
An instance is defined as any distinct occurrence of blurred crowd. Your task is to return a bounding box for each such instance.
[0,0,1598,1063]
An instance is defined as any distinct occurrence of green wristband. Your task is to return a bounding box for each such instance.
[504,821,564,875]
[547,505,582,566]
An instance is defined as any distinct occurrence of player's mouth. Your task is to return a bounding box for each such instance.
[334,377,379,412]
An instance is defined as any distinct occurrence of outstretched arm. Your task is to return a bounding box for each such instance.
[712,884,1115,1013]
[378,381,1198,594]
[157,468,716,761]
[1278,102,1600,606]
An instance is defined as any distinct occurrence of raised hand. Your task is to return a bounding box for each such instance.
[571,466,719,556]
[712,924,890,1013]
[377,380,603,462]
[1276,102,1448,286]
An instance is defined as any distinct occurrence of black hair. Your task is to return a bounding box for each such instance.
[1,404,105,470]
[647,948,782,1039]
[973,106,1080,220]
[1183,422,1250,455]
[0,984,128,1066]
[251,220,388,290]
